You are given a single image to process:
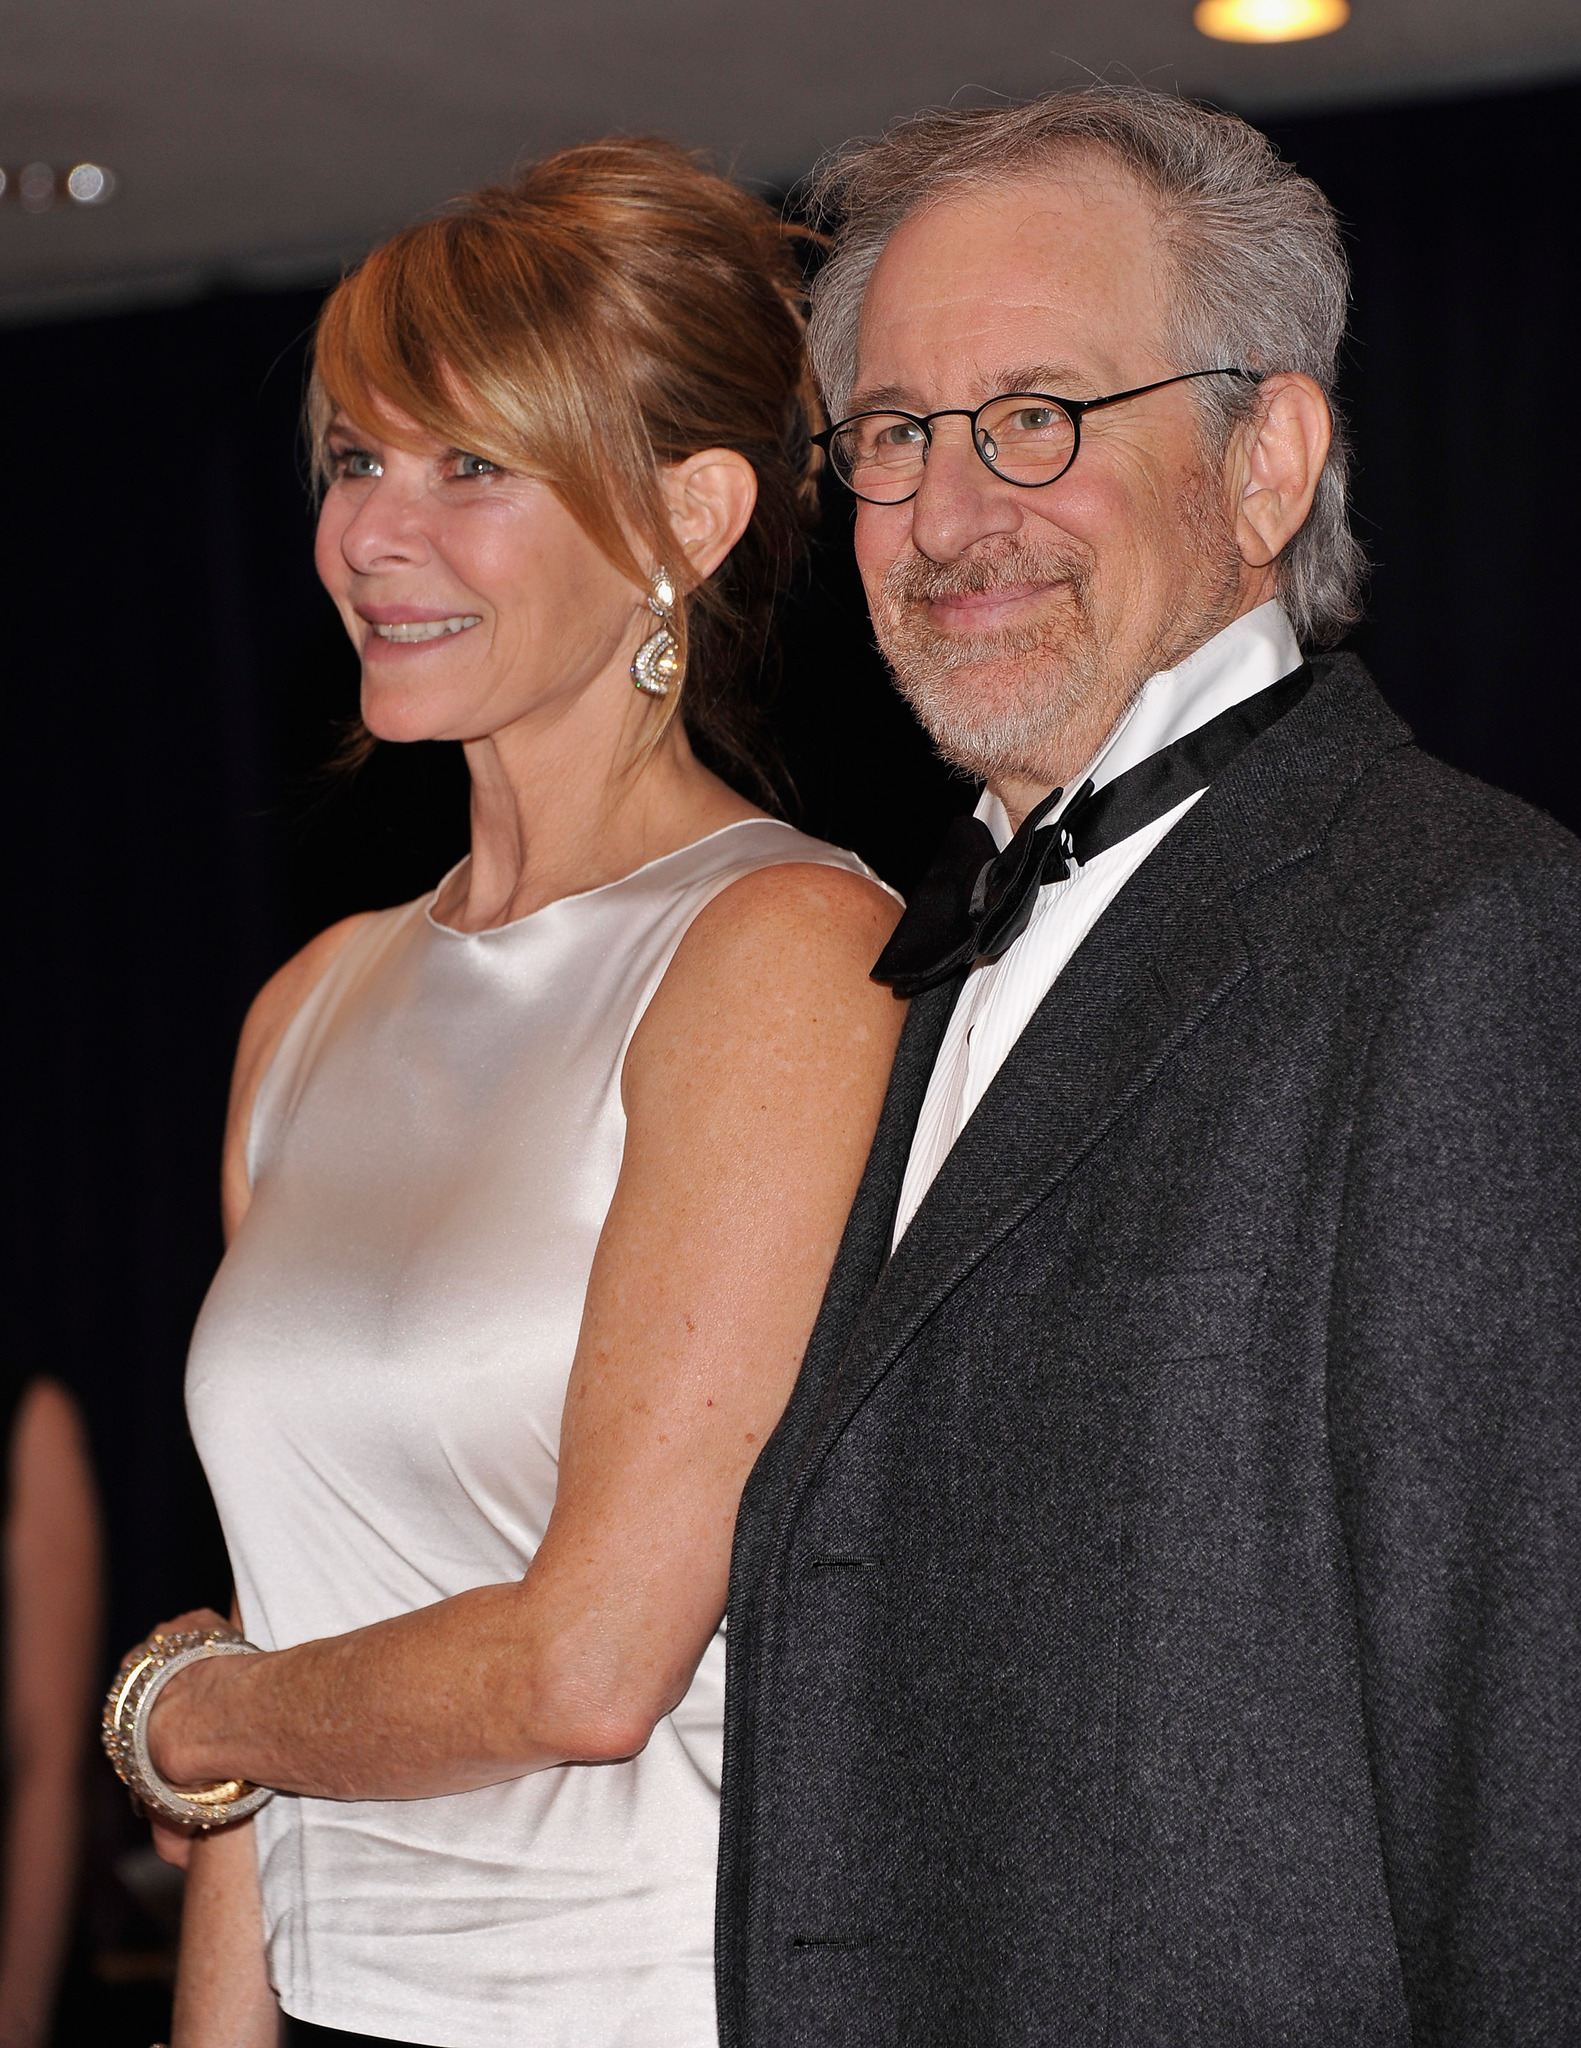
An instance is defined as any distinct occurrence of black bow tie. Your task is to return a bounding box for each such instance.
[872,663,1312,997]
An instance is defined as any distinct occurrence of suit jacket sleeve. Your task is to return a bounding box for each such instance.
[1327,857,1581,2044]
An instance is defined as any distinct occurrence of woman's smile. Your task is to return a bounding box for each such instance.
[355,603,485,655]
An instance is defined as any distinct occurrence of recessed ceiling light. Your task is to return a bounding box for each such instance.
[66,162,115,205]
[1194,0,1349,41]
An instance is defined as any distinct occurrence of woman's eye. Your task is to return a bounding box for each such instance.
[455,452,499,478]
[331,447,382,480]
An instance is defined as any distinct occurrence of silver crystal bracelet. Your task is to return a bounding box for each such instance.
[102,1626,275,1829]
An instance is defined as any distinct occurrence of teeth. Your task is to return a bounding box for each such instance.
[371,615,482,643]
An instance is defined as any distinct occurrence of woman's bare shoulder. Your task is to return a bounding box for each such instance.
[661,857,899,1019]
[625,857,904,1114]
[679,856,901,977]
[220,913,375,1241]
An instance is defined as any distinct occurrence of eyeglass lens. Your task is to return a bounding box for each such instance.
[829,396,1077,502]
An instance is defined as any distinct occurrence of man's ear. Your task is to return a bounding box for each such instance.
[1233,373,1332,569]
[659,449,759,583]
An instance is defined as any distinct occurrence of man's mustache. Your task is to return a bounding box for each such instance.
[880,540,1094,610]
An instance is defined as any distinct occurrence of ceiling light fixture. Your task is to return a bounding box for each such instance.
[1194,0,1349,41]
[67,162,115,205]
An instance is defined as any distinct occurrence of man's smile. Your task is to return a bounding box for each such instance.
[923,579,1068,629]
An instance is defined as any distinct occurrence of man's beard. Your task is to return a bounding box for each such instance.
[869,481,1246,788]
[870,534,1110,785]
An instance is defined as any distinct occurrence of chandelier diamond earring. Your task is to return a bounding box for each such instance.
[631,568,682,697]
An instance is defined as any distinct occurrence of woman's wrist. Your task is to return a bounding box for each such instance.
[145,1653,226,1788]
[102,1626,274,1828]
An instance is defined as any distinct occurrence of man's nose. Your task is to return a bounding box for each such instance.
[906,417,1023,562]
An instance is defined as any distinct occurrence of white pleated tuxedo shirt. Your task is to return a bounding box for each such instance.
[892,601,1303,1247]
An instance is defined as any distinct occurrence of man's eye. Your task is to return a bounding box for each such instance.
[331,447,382,480]
[456,452,500,478]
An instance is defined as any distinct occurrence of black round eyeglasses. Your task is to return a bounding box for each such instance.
[812,368,1258,505]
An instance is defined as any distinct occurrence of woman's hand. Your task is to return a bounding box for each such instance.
[148,1607,233,1639]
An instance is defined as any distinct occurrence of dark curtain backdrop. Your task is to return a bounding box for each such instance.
[0,74,1576,1989]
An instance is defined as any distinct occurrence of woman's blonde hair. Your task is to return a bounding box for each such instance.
[309,136,824,794]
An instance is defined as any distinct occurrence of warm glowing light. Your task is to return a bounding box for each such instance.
[1194,0,1349,41]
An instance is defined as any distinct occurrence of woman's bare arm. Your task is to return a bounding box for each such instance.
[147,862,904,1799]
[0,1381,104,2048]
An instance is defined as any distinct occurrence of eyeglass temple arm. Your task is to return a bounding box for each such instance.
[1073,366,1260,419]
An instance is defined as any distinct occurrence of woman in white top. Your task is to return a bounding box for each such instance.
[128,138,903,2048]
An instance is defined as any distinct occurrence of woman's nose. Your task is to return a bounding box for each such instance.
[338,476,432,574]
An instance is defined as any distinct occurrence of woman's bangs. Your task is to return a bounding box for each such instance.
[313,238,505,470]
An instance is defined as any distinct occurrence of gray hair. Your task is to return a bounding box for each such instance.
[805,84,1365,647]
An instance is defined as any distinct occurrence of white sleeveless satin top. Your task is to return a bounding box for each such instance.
[186,820,879,2048]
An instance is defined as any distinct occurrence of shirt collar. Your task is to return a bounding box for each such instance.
[977,601,1303,851]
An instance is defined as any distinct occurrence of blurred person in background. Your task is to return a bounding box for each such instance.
[1,1376,102,2047]
[104,139,901,2048]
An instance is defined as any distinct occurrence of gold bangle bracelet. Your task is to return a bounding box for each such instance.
[101,1627,275,1829]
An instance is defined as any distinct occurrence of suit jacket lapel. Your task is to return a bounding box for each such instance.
[791,653,1411,1487]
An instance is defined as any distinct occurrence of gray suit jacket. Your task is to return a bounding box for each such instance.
[717,654,1581,2047]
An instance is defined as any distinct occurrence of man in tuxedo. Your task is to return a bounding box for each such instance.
[717,85,1580,2047]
